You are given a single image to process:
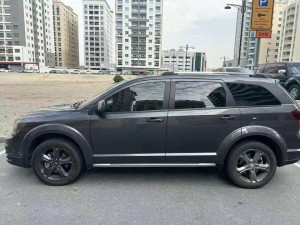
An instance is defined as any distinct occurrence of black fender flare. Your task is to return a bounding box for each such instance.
[217,126,287,165]
[285,77,300,90]
[20,124,94,169]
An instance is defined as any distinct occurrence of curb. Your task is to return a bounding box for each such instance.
[0,136,6,143]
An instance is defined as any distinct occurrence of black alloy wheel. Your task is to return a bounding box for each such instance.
[32,139,83,186]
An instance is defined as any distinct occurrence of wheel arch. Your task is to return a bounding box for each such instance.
[218,126,288,167]
[21,124,94,169]
[285,78,300,90]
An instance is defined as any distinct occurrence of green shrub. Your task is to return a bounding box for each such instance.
[113,75,124,83]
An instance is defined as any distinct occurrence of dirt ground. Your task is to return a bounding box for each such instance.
[0,73,134,135]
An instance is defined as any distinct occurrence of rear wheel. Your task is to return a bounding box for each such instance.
[288,84,300,100]
[226,141,277,189]
[32,138,83,186]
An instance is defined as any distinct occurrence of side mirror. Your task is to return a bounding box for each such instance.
[278,69,287,75]
[97,100,106,113]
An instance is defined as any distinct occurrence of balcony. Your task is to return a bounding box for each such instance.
[132,9,147,14]
[132,2,147,6]
[130,25,149,30]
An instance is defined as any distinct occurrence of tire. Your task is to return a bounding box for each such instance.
[32,138,83,186]
[288,84,300,100]
[226,141,277,189]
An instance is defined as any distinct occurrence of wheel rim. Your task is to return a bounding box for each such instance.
[37,147,74,181]
[290,87,298,99]
[236,149,271,184]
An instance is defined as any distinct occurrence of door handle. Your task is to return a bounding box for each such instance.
[220,116,237,121]
[146,118,164,123]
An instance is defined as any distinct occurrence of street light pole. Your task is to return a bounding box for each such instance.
[238,0,247,67]
[225,0,248,67]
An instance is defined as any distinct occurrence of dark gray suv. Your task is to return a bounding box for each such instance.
[5,75,300,188]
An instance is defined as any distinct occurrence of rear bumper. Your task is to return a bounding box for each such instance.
[285,149,300,165]
[5,136,27,168]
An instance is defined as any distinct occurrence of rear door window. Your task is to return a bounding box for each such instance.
[175,82,227,109]
[227,83,281,106]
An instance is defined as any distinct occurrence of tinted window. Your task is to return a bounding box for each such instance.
[287,63,300,74]
[265,64,276,74]
[175,82,226,109]
[227,83,281,106]
[257,64,266,73]
[105,82,165,112]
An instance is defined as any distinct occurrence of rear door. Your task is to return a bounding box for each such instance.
[166,79,242,164]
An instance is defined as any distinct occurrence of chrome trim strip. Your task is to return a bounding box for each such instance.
[93,163,216,168]
[93,153,165,157]
[288,149,300,152]
[93,153,217,158]
[166,153,217,157]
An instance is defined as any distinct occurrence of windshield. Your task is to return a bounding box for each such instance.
[78,80,127,109]
[288,63,300,74]
[226,68,253,74]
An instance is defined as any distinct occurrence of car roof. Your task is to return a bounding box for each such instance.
[127,73,276,84]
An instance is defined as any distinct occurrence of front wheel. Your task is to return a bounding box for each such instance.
[226,141,277,189]
[32,138,83,186]
[288,84,300,100]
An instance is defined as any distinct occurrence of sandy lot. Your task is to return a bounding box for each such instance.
[0,73,134,135]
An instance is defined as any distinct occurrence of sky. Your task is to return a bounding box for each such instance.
[61,0,240,68]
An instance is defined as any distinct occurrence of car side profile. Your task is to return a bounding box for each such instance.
[255,62,300,100]
[5,74,300,188]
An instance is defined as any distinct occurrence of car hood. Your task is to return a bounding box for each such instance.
[20,104,75,119]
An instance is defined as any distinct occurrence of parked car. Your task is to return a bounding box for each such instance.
[255,62,300,99]
[214,67,254,75]
[5,74,300,188]
[49,70,58,74]
[98,71,104,75]
[61,70,69,74]
[71,70,81,74]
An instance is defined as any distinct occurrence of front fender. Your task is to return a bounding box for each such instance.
[20,124,94,169]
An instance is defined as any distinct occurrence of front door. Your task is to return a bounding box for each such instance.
[91,80,170,164]
[166,80,241,163]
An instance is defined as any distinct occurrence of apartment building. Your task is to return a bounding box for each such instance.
[161,49,207,72]
[232,0,253,67]
[278,0,300,62]
[53,0,79,68]
[116,0,163,74]
[83,0,114,70]
[0,0,55,70]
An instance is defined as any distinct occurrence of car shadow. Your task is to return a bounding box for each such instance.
[77,167,233,187]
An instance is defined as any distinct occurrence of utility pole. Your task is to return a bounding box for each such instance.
[180,45,195,71]
[221,56,229,67]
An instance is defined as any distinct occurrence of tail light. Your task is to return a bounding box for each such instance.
[291,110,300,124]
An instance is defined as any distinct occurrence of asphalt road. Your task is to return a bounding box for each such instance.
[0,147,300,225]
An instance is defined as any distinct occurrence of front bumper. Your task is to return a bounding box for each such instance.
[5,136,27,168]
[286,149,300,165]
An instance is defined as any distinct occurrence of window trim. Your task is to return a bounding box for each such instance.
[92,80,171,114]
[169,79,236,111]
